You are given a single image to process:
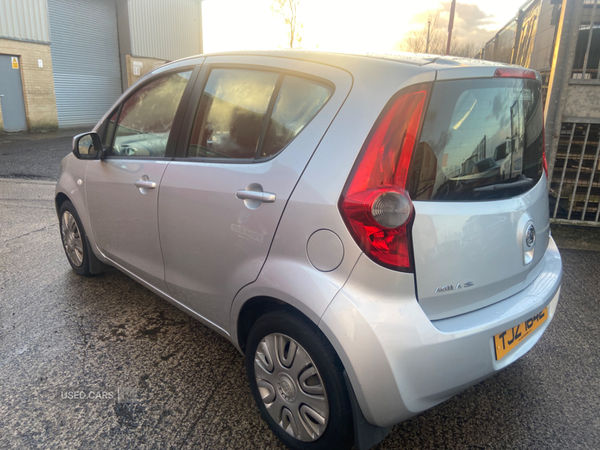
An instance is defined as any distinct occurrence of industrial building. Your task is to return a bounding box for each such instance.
[480,0,600,226]
[0,0,203,132]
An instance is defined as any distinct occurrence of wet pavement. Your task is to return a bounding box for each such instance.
[1,174,599,449]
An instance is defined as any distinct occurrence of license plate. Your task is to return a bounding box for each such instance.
[494,307,548,360]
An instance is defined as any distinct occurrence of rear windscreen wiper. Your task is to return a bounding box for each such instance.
[473,178,534,192]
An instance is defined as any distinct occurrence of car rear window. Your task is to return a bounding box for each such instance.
[408,78,544,201]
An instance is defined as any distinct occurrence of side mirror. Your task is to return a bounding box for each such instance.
[72,132,102,160]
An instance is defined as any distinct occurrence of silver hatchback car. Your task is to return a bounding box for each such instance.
[56,50,562,450]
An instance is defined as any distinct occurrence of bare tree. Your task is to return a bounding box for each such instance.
[398,12,478,58]
[399,12,445,54]
[272,0,302,49]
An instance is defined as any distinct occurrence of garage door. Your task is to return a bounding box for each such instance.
[48,0,122,128]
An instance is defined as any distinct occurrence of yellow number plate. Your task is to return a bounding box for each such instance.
[494,307,548,360]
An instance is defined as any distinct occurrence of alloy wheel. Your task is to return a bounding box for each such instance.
[61,211,84,267]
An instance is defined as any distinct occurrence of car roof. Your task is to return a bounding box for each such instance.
[170,49,512,70]
[149,49,529,88]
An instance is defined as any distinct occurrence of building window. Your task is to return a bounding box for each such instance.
[572,0,600,79]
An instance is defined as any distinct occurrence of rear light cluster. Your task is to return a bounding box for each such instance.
[339,84,430,272]
[542,149,548,177]
[542,127,548,177]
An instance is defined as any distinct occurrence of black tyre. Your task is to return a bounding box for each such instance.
[58,200,92,276]
[245,310,353,450]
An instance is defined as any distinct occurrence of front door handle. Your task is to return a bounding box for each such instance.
[236,189,276,203]
[134,180,157,189]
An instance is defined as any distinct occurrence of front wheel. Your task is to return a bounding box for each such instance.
[246,310,353,450]
[59,200,92,276]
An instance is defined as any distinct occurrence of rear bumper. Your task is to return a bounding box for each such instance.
[319,237,562,428]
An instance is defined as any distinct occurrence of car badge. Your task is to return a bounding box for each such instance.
[525,224,536,249]
[435,281,474,293]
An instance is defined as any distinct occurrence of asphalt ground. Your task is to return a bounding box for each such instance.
[1,133,599,449]
[0,128,88,180]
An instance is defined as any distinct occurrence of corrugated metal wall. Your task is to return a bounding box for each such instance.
[48,0,122,128]
[128,0,202,61]
[0,0,50,42]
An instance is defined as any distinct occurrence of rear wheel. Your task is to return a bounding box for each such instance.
[59,200,92,276]
[245,310,353,450]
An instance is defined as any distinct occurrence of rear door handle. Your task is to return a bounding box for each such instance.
[236,189,276,203]
[134,180,157,189]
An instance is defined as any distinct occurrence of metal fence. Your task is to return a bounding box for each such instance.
[550,121,600,224]
[549,0,600,226]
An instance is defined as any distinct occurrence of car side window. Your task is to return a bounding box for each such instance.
[259,76,331,159]
[187,69,279,159]
[111,70,192,158]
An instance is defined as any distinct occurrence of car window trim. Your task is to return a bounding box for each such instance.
[104,64,201,161]
[255,73,284,160]
[174,62,336,163]
[172,156,256,164]
[175,63,210,160]
[97,106,120,149]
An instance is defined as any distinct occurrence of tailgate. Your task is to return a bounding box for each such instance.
[407,73,548,320]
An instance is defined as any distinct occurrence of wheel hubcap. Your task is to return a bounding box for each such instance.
[61,211,84,267]
[254,333,328,442]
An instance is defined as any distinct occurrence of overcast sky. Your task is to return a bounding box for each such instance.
[202,0,529,54]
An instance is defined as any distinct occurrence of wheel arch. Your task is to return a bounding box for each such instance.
[236,296,308,353]
[55,192,70,217]
[55,190,110,275]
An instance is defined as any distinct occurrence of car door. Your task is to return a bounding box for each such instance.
[158,55,352,331]
[86,67,198,291]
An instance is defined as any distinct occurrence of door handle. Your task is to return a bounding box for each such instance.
[134,180,156,189]
[236,189,276,203]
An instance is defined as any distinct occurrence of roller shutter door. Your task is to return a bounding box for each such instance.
[48,0,122,128]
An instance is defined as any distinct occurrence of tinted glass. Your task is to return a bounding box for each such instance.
[112,70,192,158]
[259,76,331,158]
[408,78,544,201]
[188,69,279,159]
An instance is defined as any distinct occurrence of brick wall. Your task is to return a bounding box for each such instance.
[0,38,58,131]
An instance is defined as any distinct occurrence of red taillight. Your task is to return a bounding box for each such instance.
[494,68,537,79]
[339,84,430,272]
